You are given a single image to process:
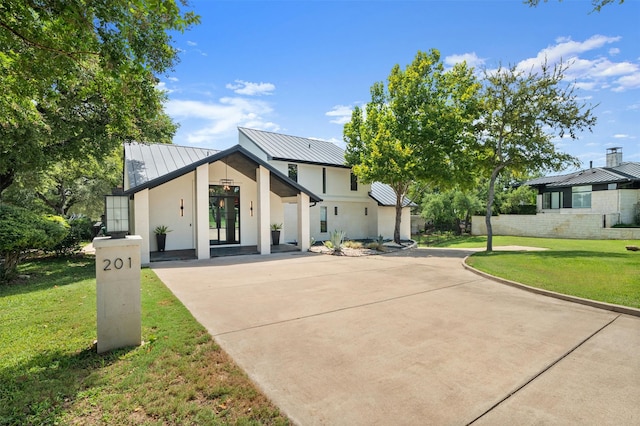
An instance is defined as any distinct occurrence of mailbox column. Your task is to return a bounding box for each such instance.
[93,235,142,354]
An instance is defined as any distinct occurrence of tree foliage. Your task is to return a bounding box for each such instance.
[344,49,481,243]
[473,63,596,251]
[524,0,624,12]
[4,146,134,218]
[420,189,482,233]
[0,0,197,193]
[0,204,68,282]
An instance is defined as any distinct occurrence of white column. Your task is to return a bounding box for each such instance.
[257,165,271,254]
[297,192,310,252]
[195,164,210,260]
[133,189,150,265]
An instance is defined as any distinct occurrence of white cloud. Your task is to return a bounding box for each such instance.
[515,35,640,93]
[187,41,197,46]
[613,73,640,91]
[226,80,275,96]
[156,81,174,94]
[167,77,179,82]
[613,134,630,139]
[325,105,353,125]
[445,52,486,68]
[166,97,279,144]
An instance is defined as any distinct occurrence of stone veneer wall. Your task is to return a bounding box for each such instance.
[472,213,640,240]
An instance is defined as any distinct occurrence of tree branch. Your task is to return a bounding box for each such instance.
[0,20,98,59]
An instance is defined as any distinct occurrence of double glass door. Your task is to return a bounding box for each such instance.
[209,185,240,245]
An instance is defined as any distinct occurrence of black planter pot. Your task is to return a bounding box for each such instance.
[156,233,167,252]
[271,230,280,246]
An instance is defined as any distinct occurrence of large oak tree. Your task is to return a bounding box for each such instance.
[0,0,198,194]
[474,62,596,251]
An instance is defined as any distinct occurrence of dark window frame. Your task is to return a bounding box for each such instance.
[288,163,298,182]
[320,206,327,233]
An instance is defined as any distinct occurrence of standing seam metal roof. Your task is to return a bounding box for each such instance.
[125,143,218,189]
[526,162,640,188]
[239,127,347,166]
[369,182,417,207]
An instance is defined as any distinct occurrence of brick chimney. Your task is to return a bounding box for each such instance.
[606,147,622,167]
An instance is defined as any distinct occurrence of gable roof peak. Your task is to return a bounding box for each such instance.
[239,127,347,167]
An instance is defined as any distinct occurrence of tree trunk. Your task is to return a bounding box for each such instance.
[394,191,403,244]
[485,167,502,252]
[0,170,15,195]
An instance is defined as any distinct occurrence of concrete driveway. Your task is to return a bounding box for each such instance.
[151,248,640,425]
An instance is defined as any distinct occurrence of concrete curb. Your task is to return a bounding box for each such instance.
[462,256,640,318]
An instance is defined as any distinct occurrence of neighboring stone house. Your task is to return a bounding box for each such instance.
[122,128,414,264]
[472,148,640,239]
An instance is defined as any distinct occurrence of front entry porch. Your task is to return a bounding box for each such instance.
[150,243,300,262]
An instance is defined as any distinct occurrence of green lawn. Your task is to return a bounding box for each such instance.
[0,257,289,425]
[427,236,640,309]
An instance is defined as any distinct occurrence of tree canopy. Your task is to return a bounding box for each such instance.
[0,0,198,193]
[473,62,596,251]
[524,0,624,12]
[344,49,481,243]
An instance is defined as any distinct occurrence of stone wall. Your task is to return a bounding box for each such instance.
[472,213,640,240]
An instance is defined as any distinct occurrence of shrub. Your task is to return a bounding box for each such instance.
[0,204,68,283]
[52,216,94,256]
[343,240,363,249]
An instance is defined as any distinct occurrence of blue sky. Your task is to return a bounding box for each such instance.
[161,0,640,169]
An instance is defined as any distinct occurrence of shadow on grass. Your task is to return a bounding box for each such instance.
[0,343,136,425]
[469,250,635,260]
[0,256,95,298]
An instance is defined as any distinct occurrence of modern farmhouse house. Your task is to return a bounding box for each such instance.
[472,147,640,239]
[122,128,414,264]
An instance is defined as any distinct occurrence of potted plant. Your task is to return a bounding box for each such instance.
[271,223,282,246]
[154,225,172,252]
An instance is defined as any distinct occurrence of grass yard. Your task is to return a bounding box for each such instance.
[427,236,640,309]
[0,256,289,425]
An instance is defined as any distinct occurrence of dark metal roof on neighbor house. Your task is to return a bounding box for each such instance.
[526,162,640,188]
[369,182,417,207]
[239,127,348,167]
[123,142,322,202]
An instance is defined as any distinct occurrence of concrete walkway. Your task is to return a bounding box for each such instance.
[151,248,640,425]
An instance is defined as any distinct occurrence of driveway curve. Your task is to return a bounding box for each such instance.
[152,248,640,425]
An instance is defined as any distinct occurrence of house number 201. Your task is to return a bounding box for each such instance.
[103,257,132,271]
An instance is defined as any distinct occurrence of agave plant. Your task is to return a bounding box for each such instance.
[328,229,346,254]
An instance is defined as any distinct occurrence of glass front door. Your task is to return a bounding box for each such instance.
[209,185,240,245]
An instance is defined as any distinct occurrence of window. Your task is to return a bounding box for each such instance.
[542,192,562,209]
[334,206,338,215]
[365,207,368,216]
[322,167,326,194]
[288,164,298,182]
[350,171,358,191]
[572,185,592,208]
[320,206,327,233]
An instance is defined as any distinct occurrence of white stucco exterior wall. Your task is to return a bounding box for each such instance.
[377,206,411,240]
[148,172,195,252]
